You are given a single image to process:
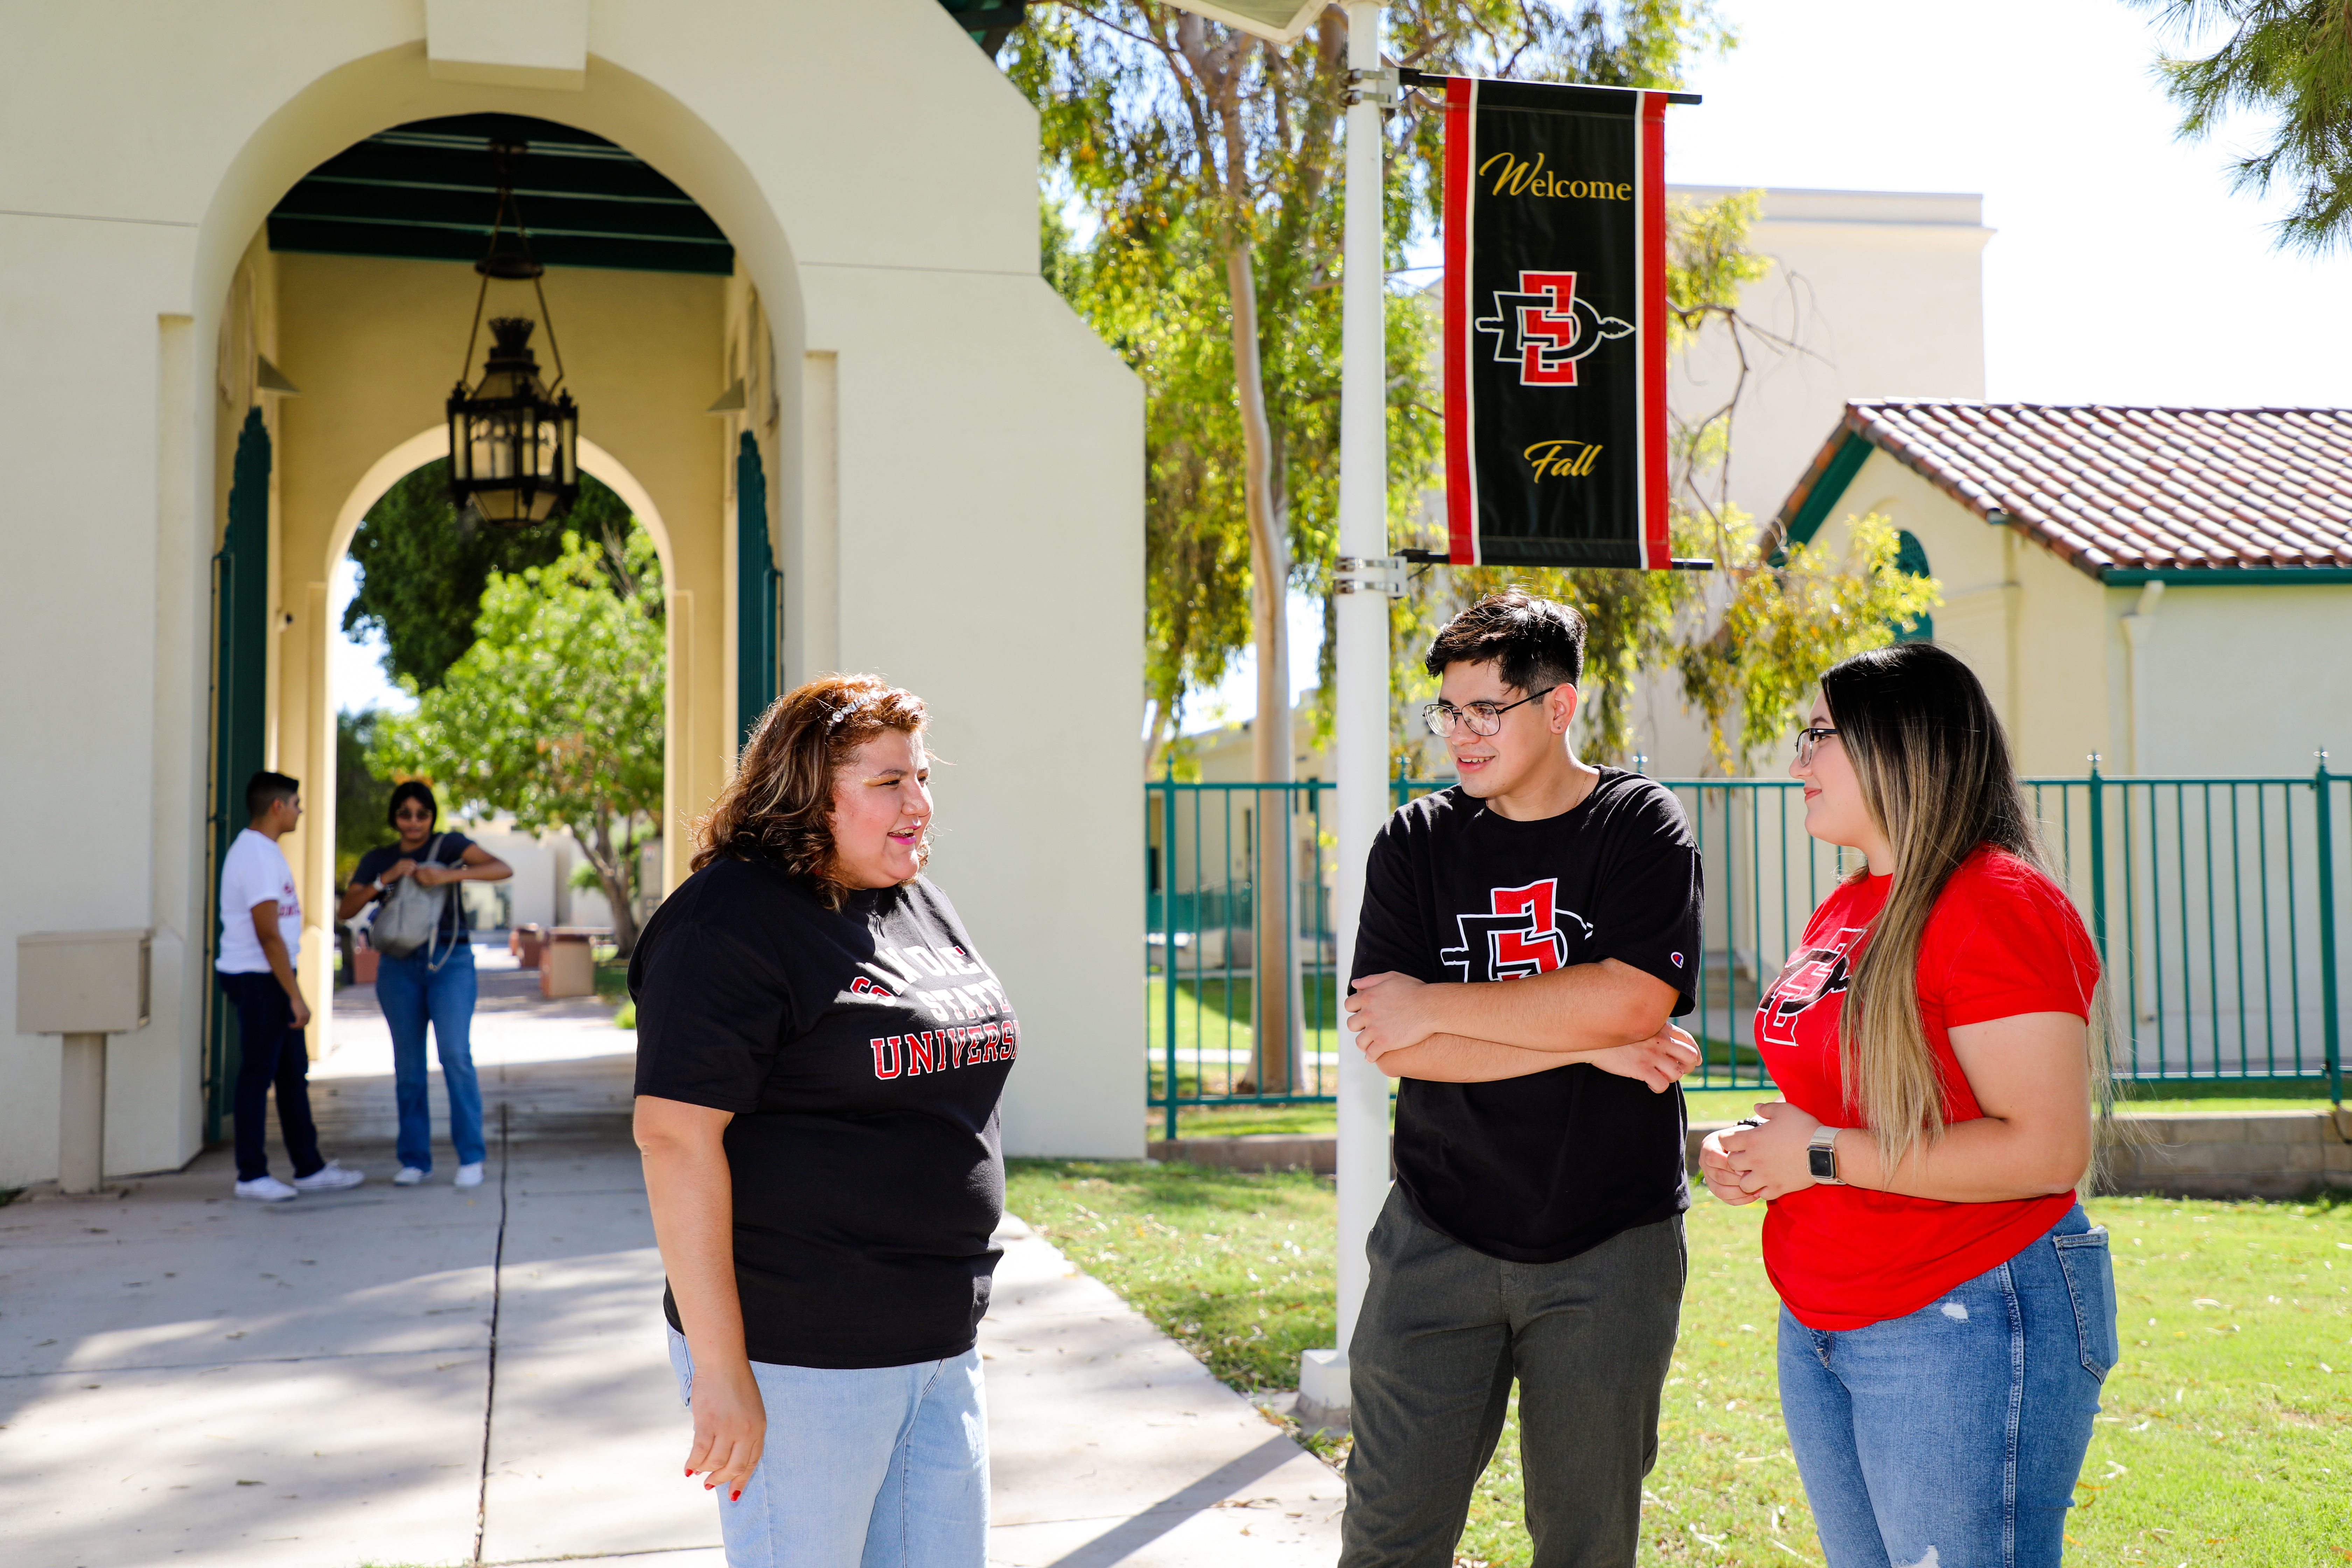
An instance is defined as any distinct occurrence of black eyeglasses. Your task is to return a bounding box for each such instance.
[1794,726,1840,767]
[1422,686,1559,738]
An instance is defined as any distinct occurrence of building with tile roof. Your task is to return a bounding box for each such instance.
[1774,400,2352,775]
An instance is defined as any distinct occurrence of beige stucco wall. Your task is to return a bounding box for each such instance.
[0,0,1143,1187]
[2108,582,2352,777]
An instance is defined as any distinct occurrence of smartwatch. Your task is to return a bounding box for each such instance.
[1806,1126,1846,1185]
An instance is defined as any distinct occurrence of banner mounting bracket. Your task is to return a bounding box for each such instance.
[1335,555,1408,597]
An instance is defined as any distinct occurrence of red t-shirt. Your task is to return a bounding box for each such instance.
[1751,846,2098,1330]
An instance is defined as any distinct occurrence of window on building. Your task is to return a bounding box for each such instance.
[1893,529,1934,643]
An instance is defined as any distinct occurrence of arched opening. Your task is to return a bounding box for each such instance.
[204,106,783,1133]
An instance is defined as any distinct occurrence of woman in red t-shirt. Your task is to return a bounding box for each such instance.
[1699,643,2120,1568]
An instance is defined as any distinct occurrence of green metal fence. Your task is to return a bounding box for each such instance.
[1145,762,2348,1133]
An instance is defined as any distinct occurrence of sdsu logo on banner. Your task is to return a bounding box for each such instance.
[1442,79,1674,569]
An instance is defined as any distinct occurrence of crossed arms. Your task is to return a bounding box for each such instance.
[1345,959,1699,1090]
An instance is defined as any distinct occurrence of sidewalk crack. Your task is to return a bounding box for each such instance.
[470,1100,513,1566]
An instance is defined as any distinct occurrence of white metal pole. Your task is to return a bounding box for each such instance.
[1298,0,1392,1429]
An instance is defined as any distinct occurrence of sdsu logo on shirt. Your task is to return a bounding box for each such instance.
[1440,879,1594,981]
[1756,926,1865,1048]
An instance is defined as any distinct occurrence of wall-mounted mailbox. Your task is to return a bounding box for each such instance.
[18,929,152,1035]
[16,929,152,1195]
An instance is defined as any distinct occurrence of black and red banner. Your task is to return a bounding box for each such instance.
[1442,79,1672,569]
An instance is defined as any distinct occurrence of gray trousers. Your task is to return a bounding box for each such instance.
[1339,1187,1687,1568]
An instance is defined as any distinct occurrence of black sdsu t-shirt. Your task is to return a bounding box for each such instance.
[630,859,1018,1368]
[1354,770,1702,1264]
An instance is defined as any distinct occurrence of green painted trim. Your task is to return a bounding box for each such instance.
[2105,567,2352,586]
[1782,431,1877,551]
[735,433,779,748]
[207,409,273,1146]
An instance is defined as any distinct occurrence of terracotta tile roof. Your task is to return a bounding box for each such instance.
[1778,400,2352,577]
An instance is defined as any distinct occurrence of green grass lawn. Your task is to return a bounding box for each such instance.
[1005,1161,2350,1567]
[1149,1085,2343,1141]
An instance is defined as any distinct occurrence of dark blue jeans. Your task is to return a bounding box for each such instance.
[1777,1204,2121,1568]
[220,969,324,1183]
[373,939,485,1171]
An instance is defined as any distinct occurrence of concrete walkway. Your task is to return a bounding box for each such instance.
[0,943,1341,1567]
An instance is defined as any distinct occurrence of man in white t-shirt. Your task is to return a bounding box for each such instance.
[217,771,364,1202]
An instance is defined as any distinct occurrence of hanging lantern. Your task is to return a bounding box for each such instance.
[448,317,579,526]
[444,142,580,527]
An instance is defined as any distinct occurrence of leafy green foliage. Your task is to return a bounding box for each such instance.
[1005,1164,2351,1565]
[342,461,633,690]
[334,707,397,887]
[2132,1,2352,253]
[367,527,665,953]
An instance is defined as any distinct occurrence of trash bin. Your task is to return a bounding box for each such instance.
[512,922,546,971]
[540,927,597,999]
[352,929,379,986]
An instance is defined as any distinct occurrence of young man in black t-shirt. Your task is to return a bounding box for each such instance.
[1341,590,1703,1568]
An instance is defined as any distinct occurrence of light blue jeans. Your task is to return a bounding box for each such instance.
[667,1325,988,1568]
[1777,1204,2120,1568]
[372,939,485,1172]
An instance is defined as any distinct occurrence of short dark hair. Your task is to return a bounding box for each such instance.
[1424,589,1586,692]
[387,780,439,830]
[245,770,300,820]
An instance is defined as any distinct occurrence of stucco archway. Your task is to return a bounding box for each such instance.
[199,66,796,1074]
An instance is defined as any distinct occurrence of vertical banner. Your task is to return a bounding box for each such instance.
[1443,79,1672,569]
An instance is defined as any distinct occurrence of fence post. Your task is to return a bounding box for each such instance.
[1161,769,1180,1144]
[2086,755,2109,973]
[2315,751,2342,1106]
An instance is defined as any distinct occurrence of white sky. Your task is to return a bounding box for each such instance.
[331,1,2350,732]
[331,556,414,717]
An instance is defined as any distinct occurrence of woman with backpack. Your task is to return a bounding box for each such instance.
[338,781,512,1188]
[1699,643,2119,1568]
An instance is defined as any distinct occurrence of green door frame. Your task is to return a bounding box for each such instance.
[205,410,272,1143]
[735,432,780,747]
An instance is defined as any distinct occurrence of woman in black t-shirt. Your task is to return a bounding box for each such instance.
[632,674,1018,1567]
[336,781,511,1188]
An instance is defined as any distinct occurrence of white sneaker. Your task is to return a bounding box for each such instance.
[234,1175,298,1202]
[453,1162,485,1189]
[393,1166,428,1186]
[290,1161,365,1192]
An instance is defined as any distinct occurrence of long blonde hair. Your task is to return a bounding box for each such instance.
[1820,643,2110,1176]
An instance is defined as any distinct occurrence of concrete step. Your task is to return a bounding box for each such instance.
[1149,1108,2352,1198]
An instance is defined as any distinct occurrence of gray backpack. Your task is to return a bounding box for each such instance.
[371,834,452,961]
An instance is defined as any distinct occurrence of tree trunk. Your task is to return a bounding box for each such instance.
[1225,243,1306,1096]
[585,812,643,958]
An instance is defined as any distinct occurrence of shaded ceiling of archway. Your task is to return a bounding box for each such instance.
[267,7,1041,274]
[267,114,735,275]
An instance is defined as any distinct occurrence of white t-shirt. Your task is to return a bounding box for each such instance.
[217,828,301,974]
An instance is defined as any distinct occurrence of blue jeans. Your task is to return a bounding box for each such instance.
[667,1325,988,1568]
[1777,1205,2120,1568]
[372,939,485,1171]
[219,969,324,1182]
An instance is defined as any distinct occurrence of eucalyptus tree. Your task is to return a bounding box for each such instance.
[1013,0,1723,1088]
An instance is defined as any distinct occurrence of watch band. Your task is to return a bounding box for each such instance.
[1806,1126,1846,1185]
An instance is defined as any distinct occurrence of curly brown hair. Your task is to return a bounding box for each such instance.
[692,674,930,908]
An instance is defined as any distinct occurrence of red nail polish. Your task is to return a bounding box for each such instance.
[730,1490,741,1502]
